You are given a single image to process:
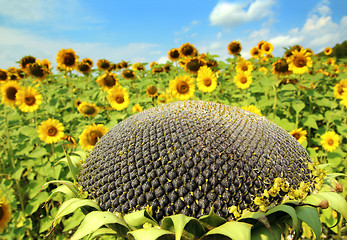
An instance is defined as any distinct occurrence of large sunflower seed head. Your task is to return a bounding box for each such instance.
[78,100,316,221]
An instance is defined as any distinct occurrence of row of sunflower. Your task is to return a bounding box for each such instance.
[0,41,346,238]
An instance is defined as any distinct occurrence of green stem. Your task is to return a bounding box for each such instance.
[51,142,56,161]
[272,84,278,113]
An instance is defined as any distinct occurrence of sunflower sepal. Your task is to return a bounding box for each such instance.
[123,209,159,230]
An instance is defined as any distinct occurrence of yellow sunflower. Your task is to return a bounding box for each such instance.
[326,57,336,66]
[0,69,9,83]
[96,72,118,91]
[272,59,292,76]
[150,62,158,69]
[132,62,145,71]
[107,86,130,111]
[179,43,198,58]
[334,79,347,99]
[196,66,217,93]
[320,131,339,152]
[1,81,21,107]
[79,124,108,150]
[168,48,180,61]
[146,85,158,97]
[169,75,195,100]
[27,60,48,81]
[122,69,136,80]
[77,102,99,117]
[132,103,143,113]
[37,118,65,144]
[120,61,129,69]
[235,58,254,74]
[163,64,171,73]
[250,47,261,59]
[77,58,93,74]
[19,55,36,71]
[97,59,111,71]
[340,90,347,107]
[15,87,42,112]
[289,128,307,144]
[258,67,268,74]
[261,42,273,55]
[241,105,262,116]
[227,41,242,56]
[324,47,333,55]
[41,59,52,72]
[184,57,205,74]
[0,194,11,234]
[257,40,265,51]
[234,72,253,89]
[56,48,79,71]
[152,66,164,74]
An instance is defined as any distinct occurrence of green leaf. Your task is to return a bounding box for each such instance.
[239,211,270,229]
[28,147,49,158]
[265,205,300,235]
[62,146,79,182]
[201,221,252,240]
[39,180,80,198]
[303,117,318,129]
[127,227,175,240]
[316,192,347,219]
[25,191,49,215]
[198,210,227,230]
[161,214,205,240]
[251,222,284,240]
[71,211,129,240]
[87,228,119,240]
[295,206,321,240]
[292,101,305,113]
[124,209,159,229]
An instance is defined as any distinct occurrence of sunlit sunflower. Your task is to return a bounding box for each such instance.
[132,103,143,113]
[168,48,180,61]
[284,45,303,58]
[241,105,262,116]
[261,42,273,55]
[79,124,108,150]
[41,59,51,72]
[184,57,205,74]
[16,87,42,112]
[152,66,164,74]
[326,57,336,66]
[77,58,93,74]
[1,81,21,106]
[163,64,171,73]
[196,66,217,93]
[227,41,242,56]
[169,75,195,100]
[132,62,145,71]
[206,58,218,71]
[235,58,254,74]
[0,194,11,234]
[287,49,313,74]
[37,118,65,144]
[19,55,36,71]
[77,102,99,117]
[272,59,292,76]
[120,61,129,69]
[96,72,118,91]
[122,69,136,80]
[27,60,48,81]
[234,72,253,89]
[320,131,340,152]
[146,85,158,97]
[0,69,8,83]
[258,67,268,74]
[250,47,261,59]
[289,128,307,144]
[56,48,79,71]
[324,47,333,55]
[179,43,198,58]
[150,62,158,69]
[334,79,347,99]
[97,59,111,71]
[340,90,347,107]
[107,86,130,110]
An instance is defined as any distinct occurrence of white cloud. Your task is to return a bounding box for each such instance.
[209,0,275,28]
[157,56,169,64]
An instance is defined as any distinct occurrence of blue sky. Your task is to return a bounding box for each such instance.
[0,0,346,69]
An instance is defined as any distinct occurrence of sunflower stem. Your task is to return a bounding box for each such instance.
[51,142,56,161]
[272,84,278,113]
[3,106,15,169]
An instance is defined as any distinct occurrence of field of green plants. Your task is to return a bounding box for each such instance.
[0,41,346,239]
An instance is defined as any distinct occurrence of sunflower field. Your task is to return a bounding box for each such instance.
[0,41,346,239]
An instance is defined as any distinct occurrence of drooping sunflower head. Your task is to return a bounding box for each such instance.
[121,69,136,80]
[287,49,313,75]
[132,62,145,71]
[97,59,111,71]
[284,45,303,58]
[151,66,164,74]
[272,58,292,76]
[132,103,143,113]
[79,124,108,150]
[179,43,198,58]
[150,62,158,69]
[77,58,93,75]
[185,57,205,74]
[1,81,21,106]
[77,102,99,118]
[320,131,340,152]
[227,41,242,56]
[250,47,261,59]
[206,58,218,71]
[168,48,180,61]
[196,65,217,93]
[120,61,129,69]
[56,48,79,72]
[15,86,42,112]
[261,42,273,55]
[0,69,8,83]
[107,86,130,111]
[19,55,36,71]
[234,71,253,89]
[289,128,307,144]
[334,79,347,99]
[169,75,195,100]
[41,59,52,71]
[27,60,48,81]
[146,85,158,98]
[163,64,171,73]
[235,58,254,74]
[324,47,333,55]
[96,72,118,91]
[0,194,11,234]
[37,118,65,144]
[241,105,262,116]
